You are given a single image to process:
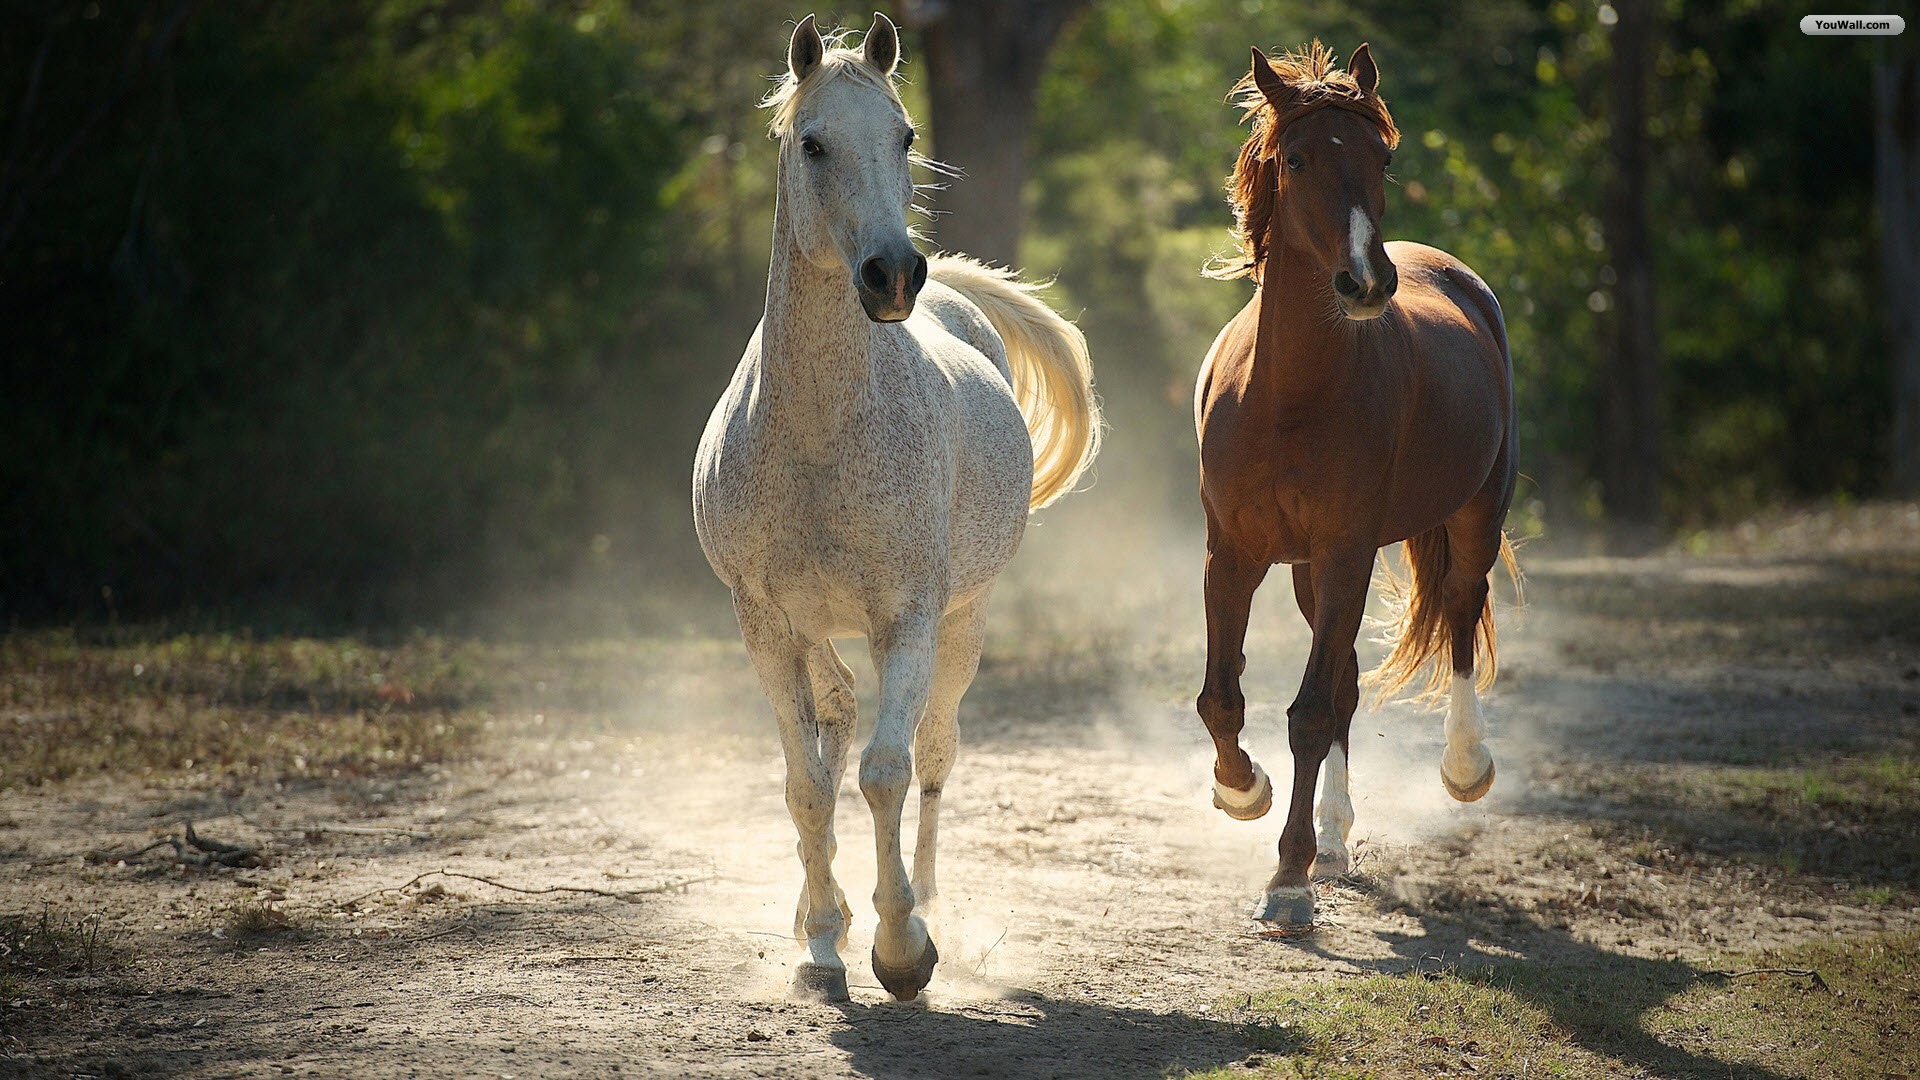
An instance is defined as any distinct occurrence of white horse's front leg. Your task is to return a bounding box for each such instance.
[734,594,850,1002]
[863,608,941,1000]
[910,595,990,924]
[793,643,857,946]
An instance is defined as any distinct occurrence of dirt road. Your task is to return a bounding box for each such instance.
[4,513,1918,1078]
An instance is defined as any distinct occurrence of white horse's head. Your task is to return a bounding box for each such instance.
[769,14,926,322]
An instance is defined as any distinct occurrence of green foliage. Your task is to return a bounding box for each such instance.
[0,1,1899,628]
[3,1,687,623]
[1029,0,1890,532]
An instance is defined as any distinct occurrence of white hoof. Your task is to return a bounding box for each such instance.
[1441,745,1496,803]
[1311,846,1351,880]
[1255,885,1315,927]
[1212,761,1273,821]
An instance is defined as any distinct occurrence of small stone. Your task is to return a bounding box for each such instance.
[746,1031,771,1042]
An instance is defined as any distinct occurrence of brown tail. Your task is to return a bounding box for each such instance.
[1363,529,1523,706]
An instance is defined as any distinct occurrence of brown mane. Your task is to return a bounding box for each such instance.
[1211,41,1401,281]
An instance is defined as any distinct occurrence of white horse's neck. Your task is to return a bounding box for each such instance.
[759,189,874,444]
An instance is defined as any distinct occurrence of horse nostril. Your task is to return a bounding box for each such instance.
[909,254,928,294]
[860,257,890,294]
[1333,270,1363,299]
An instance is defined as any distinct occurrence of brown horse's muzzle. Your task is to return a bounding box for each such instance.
[1332,262,1398,320]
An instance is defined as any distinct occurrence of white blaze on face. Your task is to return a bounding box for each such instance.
[1348,205,1375,290]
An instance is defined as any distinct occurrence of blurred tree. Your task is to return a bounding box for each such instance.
[1880,53,1919,495]
[906,0,1090,266]
[1599,0,1662,541]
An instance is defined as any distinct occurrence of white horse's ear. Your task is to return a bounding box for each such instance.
[1349,42,1379,96]
[864,12,899,77]
[1249,47,1294,110]
[790,14,824,81]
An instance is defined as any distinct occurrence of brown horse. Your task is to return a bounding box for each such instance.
[1194,42,1519,927]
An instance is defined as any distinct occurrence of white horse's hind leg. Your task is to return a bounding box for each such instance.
[1441,673,1496,802]
[791,642,857,947]
[910,595,990,925]
[1312,742,1355,879]
[862,607,941,1000]
[734,594,851,1002]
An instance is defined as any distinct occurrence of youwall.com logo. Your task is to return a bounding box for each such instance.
[1800,14,1906,34]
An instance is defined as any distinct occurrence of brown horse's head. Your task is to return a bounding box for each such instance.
[1219,41,1401,320]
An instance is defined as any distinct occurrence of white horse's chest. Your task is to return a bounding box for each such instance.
[694,337,1027,636]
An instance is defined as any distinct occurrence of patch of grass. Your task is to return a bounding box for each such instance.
[0,907,121,981]
[1194,932,1920,1080]
[0,631,766,787]
[1549,756,1920,892]
[222,902,301,943]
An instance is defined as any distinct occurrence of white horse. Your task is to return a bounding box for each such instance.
[692,14,1101,1003]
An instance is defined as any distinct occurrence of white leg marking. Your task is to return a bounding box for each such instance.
[1314,744,1354,876]
[1213,760,1270,812]
[1441,673,1494,792]
[1348,206,1375,290]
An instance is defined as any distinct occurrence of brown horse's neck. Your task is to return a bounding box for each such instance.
[1249,236,1359,402]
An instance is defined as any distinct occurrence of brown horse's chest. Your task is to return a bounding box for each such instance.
[1201,431,1348,564]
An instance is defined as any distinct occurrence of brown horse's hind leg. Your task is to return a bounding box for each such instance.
[1291,566,1360,880]
[1262,545,1373,925]
[1438,507,1504,802]
[1198,540,1272,819]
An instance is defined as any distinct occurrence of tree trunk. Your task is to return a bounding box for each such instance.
[1599,0,1662,541]
[906,0,1088,267]
[1878,57,1920,496]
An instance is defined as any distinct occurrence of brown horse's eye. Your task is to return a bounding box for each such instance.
[1384,152,1394,168]
[1285,153,1305,172]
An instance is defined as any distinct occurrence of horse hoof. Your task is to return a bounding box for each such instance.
[1311,848,1351,881]
[871,939,939,1001]
[1212,762,1273,821]
[792,962,850,1003]
[1442,758,1496,803]
[1255,886,1315,928]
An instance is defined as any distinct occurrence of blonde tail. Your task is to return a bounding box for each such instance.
[927,254,1102,509]
[1364,529,1523,707]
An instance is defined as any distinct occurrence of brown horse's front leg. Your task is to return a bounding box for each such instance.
[1197,541,1271,819]
[1261,545,1374,926]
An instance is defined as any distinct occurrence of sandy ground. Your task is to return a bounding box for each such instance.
[3,534,1918,1078]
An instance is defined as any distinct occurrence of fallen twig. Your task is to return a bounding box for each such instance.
[334,868,712,910]
[1711,966,1828,990]
[86,820,263,868]
[974,928,1008,976]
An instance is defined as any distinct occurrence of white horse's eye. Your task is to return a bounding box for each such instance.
[801,135,824,158]
[903,130,915,151]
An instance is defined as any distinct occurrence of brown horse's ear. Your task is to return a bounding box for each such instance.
[1250,47,1295,109]
[1349,42,1379,96]
[790,14,824,82]
[864,12,899,77]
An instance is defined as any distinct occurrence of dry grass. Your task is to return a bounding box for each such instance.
[1201,931,1920,1079]
[221,903,301,942]
[0,907,121,1003]
[1548,755,1920,895]
[0,631,765,789]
